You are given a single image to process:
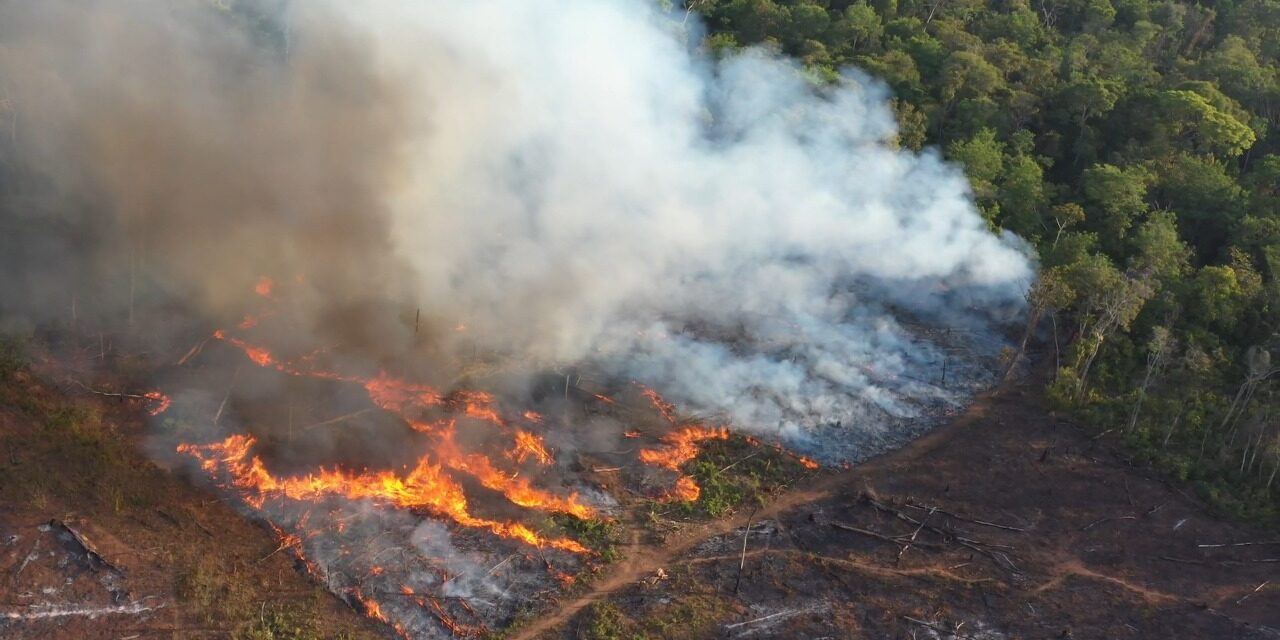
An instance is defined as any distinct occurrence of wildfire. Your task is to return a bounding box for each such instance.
[190,328,596,542]
[743,435,821,470]
[638,425,729,502]
[638,425,729,471]
[177,435,588,553]
[433,424,592,519]
[212,330,276,368]
[637,384,678,423]
[254,276,275,298]
[364,372,443,412]
[510,430,555,465]
[143,390,172,416]
[178,285,824,636]
[672,476,702,502]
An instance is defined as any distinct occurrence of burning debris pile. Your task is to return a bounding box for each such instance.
[0,0,1033,637]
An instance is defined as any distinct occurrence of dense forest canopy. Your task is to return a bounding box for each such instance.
[689,0,1280,519]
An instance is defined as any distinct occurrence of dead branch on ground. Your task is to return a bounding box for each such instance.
[1080,515,1136,531]
[903,499,1027,532]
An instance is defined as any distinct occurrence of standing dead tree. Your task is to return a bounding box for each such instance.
[1127,326,1174,434]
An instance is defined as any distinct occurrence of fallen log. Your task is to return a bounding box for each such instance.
[828,521,945,550]
[48,519,122,576]
[1080,515,1136,531]
[1196,540,1280,549]
[903,499,1027,532]
[1236,580,1271,605]
[723,607,809,632]
[901,615,973,638]
[859,493,1020,573]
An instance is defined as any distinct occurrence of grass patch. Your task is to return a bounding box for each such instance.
[581,601,643,640]
[178,555,255,624]
[675,435,816,518]
[0,395,164,513]
[579,594,735,640]
[551,514,624,563]
[0,336,25,376]
[236,605,358,640]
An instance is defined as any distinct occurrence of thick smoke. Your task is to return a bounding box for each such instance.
[340,1,1033,455]
[1,1,1032,633]
[0,0,415,354]
[0,0,1030,456]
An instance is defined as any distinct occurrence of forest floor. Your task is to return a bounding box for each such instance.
[0,350,1276,640]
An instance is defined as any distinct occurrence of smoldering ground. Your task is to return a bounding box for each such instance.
[0,0,1031,450]
[1,1,1032,634]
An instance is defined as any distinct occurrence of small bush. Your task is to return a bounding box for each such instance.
[0,337,24,376]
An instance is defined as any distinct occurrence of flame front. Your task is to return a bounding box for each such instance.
[186,327,597,540]
[175,292,820,637]
[178,435,588,553]
[143,391,172,416]
[639,424,730,501]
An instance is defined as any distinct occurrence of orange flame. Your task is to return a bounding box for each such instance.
[743,436,821,470]
[672,476,702,502]
[637,385,678,423]
[208,332,593,517]
[254,276,275,298]
[638,426,728,502]
[510,430,555,465]
[143,390,172,416]
[638,426,729,471]
[177,435,588,553]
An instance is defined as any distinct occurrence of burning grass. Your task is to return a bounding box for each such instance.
[661,434,822,519]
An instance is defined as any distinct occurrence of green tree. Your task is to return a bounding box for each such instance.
[947,128,1004,219]
[1081,163,1150,247]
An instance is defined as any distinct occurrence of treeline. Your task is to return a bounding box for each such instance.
[691,0,1280,520]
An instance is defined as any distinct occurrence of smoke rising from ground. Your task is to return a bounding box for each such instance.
[344,0,1033,452]
[1,1,1032,634]
[0,0,1030,452]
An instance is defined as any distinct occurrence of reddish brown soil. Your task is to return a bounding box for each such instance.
[0,366,383,639]
[2,353,1277,640]
[522,376,1280,639]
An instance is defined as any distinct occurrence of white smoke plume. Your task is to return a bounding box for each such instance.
[0,0,1033,634]
[0,0,1031,460]
[341,0,1033,456]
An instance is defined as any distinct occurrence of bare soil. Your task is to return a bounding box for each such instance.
[519,374,1280,640]
[0,363,382,639]
[2,353,1276,640]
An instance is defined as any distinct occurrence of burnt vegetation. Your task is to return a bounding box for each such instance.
[690,0,1280,522]
[0,342,381,639]
[1,0,1278,638]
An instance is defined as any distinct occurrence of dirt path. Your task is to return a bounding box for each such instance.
[509,389,999,640]
[510,481,839,640]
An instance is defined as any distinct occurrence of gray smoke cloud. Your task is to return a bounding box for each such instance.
[0,0,1031,458]
[337,0,1033,455]
[0,0,1033,634]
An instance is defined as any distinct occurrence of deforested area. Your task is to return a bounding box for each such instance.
[0,0,1275,638]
